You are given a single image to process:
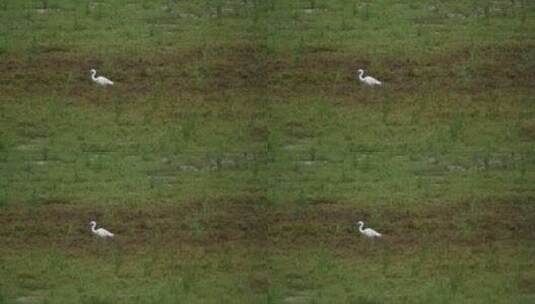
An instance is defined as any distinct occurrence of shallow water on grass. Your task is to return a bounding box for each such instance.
[283,290,315,304]
[15,142,45,152]
[15,294,45,304]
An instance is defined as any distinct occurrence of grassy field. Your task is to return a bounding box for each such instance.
[1,0,535,303]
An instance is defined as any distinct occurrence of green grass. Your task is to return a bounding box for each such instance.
[0,0,534,303]
[1,245,533,303]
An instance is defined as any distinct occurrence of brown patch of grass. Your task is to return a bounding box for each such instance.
[520,120,535,141]
[2,42,532,103]
[1,198,533,257]
[517,272,535,294]
[270,42,535,98]
[0,46,263,101]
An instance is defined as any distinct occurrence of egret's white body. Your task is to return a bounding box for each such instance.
[357,69,382,86]
[89,221,114,238]
[356,221,382,238]
[90,69,114,86]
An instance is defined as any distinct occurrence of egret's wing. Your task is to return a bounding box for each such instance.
[97,228,114,237]
[363,228,381,237]
[370,77,381,84]
[98,76,114,85]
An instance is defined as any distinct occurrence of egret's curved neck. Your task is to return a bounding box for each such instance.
[358,70,365,81]
[91,224,97,232]
[358,222,364,232]
[91,71,97,81]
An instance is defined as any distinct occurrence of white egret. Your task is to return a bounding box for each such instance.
[355,221,382,238]
[90,69,114,86]
[357,69,382,86]
[89,221,115,238]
